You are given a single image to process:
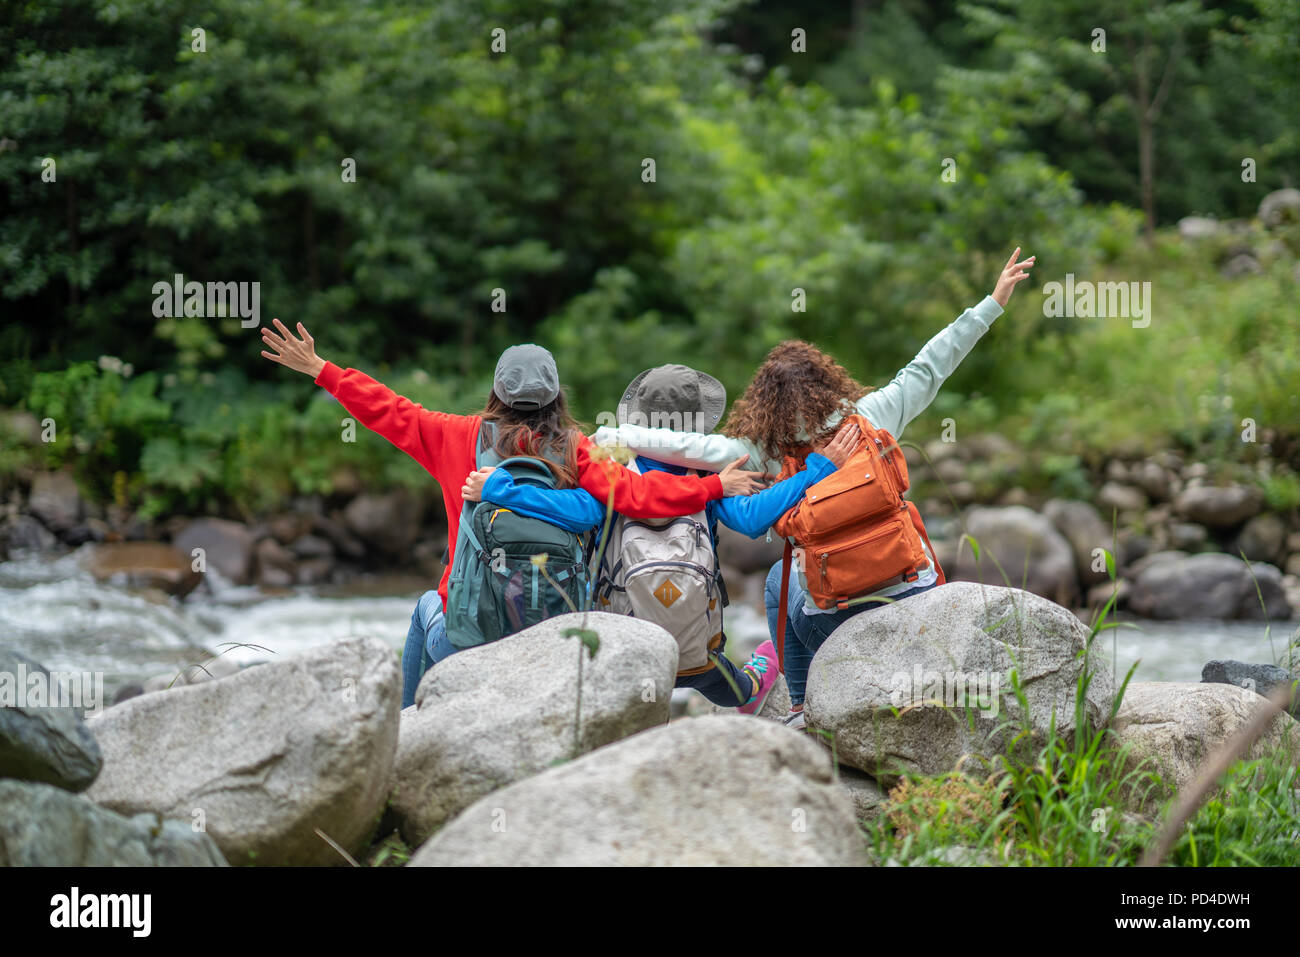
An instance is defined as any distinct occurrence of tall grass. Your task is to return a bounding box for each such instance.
[857,533,1300,866]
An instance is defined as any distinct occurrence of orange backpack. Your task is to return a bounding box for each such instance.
[771,414,945,672]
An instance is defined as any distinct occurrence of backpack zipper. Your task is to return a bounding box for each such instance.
[817,519,907,590]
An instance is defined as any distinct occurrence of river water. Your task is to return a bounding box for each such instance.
[0,554,1293,704]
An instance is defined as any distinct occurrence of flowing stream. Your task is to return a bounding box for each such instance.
[0,555,1292,705]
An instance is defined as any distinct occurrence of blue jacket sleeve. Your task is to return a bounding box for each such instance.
[712,453,838,539]
[480,469,606,533]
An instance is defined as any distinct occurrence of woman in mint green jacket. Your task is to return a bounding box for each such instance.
[590,248,1037,728]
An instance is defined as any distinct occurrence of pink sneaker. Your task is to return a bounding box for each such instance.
[738,640,779,715]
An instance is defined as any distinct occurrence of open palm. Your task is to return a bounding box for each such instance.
[260,319,325,378]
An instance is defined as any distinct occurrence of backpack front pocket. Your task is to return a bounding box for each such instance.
[622,560,718,672]
[812,518,922,606]
[801,465,897,534]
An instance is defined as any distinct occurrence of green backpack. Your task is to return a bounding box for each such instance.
[444,423,589,650]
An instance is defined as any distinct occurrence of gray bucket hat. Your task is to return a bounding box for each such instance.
[616,364,726,433]
[493,344,560,411]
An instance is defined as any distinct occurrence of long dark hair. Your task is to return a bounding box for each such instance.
[478,390,584,488]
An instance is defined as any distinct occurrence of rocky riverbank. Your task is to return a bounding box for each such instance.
[3,598,1296,866]
[0,468,449,595]
[5,418,1300,627]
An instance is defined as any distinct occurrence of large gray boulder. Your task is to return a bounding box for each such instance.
[951,507,1078,606]
[390,612,676,846]
[1127,552,1291,620]
[85,636,400,866]
[1132,460,1173,503]
[0,780,226,866]
[1201,659,1298,715]
[1112,682,1300,807]
[1097,482,1147,513]
[2,515,56,553]
[1043,498,1112,586]
[408,715,868,866]
[0,647,102,791]
[343,489,424,557]
[27,471,83,533]
[804,582,1114,785]
[172,518,256,585]
[1259,188,1300,229]
[1233,513,1286,564]
[1173,484,1261,528]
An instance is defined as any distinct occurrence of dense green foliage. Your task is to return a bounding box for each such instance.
[1,0,1296,514]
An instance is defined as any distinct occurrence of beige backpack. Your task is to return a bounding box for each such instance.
[591,467,724,675]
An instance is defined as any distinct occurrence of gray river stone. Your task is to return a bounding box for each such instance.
[0,779,226,866]
[389,612,677,846]
[0,646,102,792]
[804,582,1114,785]
[86,635,399,866]
[409,714,867,866]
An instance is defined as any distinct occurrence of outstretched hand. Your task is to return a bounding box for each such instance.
[718,455,766,497]
[992,247,1036,307]
[261,319,326,378]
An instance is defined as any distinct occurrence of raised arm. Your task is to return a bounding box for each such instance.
[857,248,1034,437]
[260,319,468,467]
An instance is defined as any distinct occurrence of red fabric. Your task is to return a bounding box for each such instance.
[314,361,723,604]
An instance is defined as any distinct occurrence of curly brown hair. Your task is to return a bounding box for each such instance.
[723,340,871,463]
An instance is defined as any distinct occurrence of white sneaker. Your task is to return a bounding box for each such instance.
[784,709,806,731]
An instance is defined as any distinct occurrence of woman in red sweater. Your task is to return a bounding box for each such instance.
[259,320,763,704]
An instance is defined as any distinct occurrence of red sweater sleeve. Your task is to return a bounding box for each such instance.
[314,360,478,481]
[575,438,723,518]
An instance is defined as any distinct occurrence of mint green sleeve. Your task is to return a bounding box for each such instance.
[855,295,1003,437]
[588,424,774,473]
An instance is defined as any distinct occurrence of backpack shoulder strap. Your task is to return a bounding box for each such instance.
[476,420,500,468]
[906,500,946,585]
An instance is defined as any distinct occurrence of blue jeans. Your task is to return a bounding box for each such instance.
[764,560,938,706]
[675,637,756,708]
[401,590,455,708]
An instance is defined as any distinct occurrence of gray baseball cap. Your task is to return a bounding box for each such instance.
[617,364,726,433]
[493,344,560,411]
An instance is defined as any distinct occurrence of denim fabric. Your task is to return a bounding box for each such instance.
[401,589,453,708]
[675,638,755,708]
[764,560,938,705]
